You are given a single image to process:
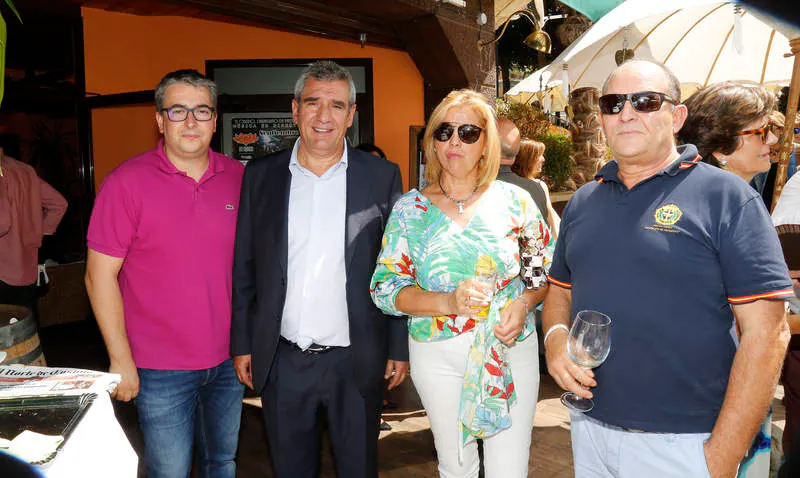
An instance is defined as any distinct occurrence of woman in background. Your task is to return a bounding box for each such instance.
[678,81,779,478]
[679,82,778,185]
[512,139,560,236]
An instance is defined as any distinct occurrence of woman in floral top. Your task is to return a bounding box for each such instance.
[370,90,554,477]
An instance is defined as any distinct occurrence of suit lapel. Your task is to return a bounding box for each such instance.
[345,152,372,276]
[271,156,291,279]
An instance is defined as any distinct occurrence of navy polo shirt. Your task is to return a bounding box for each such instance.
[548,144,794,433]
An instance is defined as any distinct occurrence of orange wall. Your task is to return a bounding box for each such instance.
[90,106,161,189]
[82,7,424,190]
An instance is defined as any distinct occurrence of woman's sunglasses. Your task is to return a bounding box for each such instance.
[433,123,483,144]
[734,124,776,144]
[598,91,675,114]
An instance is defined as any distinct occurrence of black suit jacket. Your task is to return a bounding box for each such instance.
[496,165,550,228]
[230,146,408,395]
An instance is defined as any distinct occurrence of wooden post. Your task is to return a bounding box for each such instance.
[772,37,800,211]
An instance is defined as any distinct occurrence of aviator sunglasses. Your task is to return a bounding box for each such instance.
[598,91,675,114]
[734,124,776,144]
[433,123,483,144]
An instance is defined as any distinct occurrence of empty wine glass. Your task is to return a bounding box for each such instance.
[560,310,611,413]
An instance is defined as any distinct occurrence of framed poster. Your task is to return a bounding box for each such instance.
[222,113,298,162]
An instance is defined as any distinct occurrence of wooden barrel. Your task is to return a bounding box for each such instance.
[0,304,47,366]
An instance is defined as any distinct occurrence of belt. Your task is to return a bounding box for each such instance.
[586,414,648,433]
[621,427,646,433]
[279,336,341,354]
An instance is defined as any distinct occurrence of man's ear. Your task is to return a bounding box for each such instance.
[346,103,356,128]
[155,111,165,135]
[672,104,688,134]
[291,99,299,125]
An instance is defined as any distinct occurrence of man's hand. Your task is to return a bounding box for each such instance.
[384,360,409,390]
[545,328,595,399]
[494,298,526,346]
[234,354,254,390]
[110,359,139,402]
[704,440,737,478]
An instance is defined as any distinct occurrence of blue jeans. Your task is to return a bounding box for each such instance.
[135,359,244,478]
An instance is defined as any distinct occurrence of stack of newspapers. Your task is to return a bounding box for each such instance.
[0,365,120,465]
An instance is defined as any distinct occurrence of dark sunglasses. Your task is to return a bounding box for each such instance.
[734,124,776,144]
[433,123,483,144]
[598,91,675,114]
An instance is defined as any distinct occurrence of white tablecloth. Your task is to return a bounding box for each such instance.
[41,392,138,478]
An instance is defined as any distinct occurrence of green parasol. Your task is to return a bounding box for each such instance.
[558,0,625,21]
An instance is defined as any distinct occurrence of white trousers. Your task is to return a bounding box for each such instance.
[409,330,540,478]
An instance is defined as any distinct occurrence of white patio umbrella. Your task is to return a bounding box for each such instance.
[508,0,797,96]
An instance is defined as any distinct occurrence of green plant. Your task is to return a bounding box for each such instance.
[539,131,573,191]
[0,0,21,105]
[496,98,551,140]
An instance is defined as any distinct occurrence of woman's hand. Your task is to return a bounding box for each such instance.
[494,297,527,346]
[448,278,491,317]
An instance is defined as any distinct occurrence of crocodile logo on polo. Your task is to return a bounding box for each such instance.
[654,204,682,226]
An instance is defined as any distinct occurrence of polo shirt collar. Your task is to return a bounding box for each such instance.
[594,144,701,184]
[154,138,224,176]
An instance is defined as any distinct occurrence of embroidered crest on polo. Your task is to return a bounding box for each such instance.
[654,204,682,226]
[225,204,235,210]
[645,203,683,233]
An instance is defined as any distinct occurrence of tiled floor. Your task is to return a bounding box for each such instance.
[234,372,574,478]
[38,320,786,477]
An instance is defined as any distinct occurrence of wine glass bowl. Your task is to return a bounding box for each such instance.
[560,310,611,412]
[473,254,498,319]
[473,271,497,319]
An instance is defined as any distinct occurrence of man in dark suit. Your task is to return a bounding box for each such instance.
[230,60,409,478]
[495,117,550,228]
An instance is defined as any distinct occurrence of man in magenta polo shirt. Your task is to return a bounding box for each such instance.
[85,69,244,478]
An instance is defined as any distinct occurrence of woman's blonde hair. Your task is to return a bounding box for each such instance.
[512,139,546,179]
[423,89,500,188]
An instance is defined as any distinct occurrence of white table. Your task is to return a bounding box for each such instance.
[41,392,138,478]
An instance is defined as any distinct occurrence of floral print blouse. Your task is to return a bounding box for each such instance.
[370,180,554,446]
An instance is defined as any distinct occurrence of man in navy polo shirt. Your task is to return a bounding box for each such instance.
[542,59,794,477]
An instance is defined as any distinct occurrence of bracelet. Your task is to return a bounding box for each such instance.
[515,295,531,311]
[543,323,569,348]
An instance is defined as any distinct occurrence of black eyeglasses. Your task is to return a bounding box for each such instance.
[598,91,675,114]
[734,124,776,144]
[160,105,216,122]
[432,123,483,144]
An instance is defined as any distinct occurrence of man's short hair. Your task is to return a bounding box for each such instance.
[155,69,217,110]
[601,59,681,104]
[294,61,356,106]
[501,140,521,160]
